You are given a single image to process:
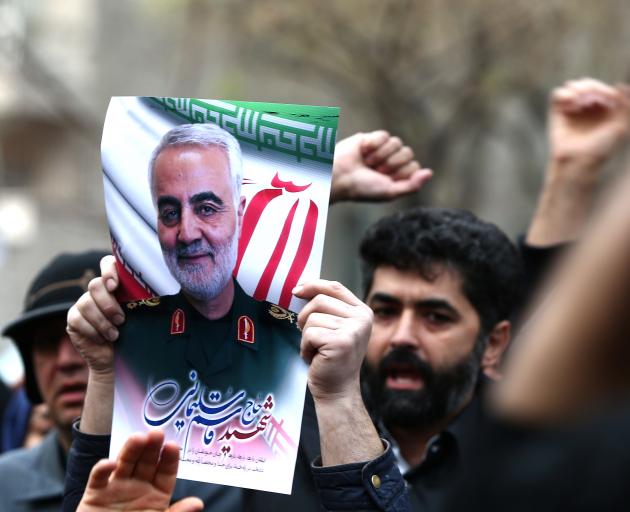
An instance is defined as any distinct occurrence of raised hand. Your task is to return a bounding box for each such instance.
[66,255,124,376]
[549,78,630,167]
[330,130,433,203]
[78,431,203,512]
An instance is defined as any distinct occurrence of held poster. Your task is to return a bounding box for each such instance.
[101,97,339,494]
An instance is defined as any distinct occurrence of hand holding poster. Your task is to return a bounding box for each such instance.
[101,97,338,494]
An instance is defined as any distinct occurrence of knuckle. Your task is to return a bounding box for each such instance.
[87,277,103,294]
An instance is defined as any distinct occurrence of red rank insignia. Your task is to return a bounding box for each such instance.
[237,315,255,344]
[170,309,185,335]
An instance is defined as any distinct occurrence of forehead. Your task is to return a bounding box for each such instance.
[153,145,231,194]
[368,265,474,310]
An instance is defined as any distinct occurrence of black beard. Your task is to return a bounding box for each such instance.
[361,345,483,431]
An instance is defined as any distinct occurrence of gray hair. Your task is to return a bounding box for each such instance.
[148,123,243,207]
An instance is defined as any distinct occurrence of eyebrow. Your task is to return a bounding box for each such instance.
[368,292,460,317]
[157,196,181,209]
[190,191,224,206]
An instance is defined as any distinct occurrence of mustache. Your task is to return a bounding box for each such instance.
[175,240,215,261]
[378,347,434,386]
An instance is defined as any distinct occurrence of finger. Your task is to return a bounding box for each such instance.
[364,137,403,168]
[100,255,119,293]
[75,291,120,342]
[67,305,111,345]
[88,276,125,325]
[132,430,166,482]
[153,441,181,493]
[359,130,390,155]
[566,78,618,109]
[386,169,433,199]
[111,432,148,479]
[293,280,361,306]
[382,146,415,171]
[167,497,205,512]
[86,459,117,490]
[297,293,356,329]
[300,325,335,363]
[302,312,345,331]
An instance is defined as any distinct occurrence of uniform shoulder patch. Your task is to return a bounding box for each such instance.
[126,297,161,310]
[268,304,296,324]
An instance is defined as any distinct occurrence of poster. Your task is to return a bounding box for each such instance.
[101,97,338,494]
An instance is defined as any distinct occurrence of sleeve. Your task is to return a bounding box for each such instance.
[62,419,111,512]
[311,440,410,512]
[517,236,570,306]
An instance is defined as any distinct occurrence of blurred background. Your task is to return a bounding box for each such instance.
[1,0,629,382]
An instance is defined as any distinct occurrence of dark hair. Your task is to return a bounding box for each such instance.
[359,207,524,334]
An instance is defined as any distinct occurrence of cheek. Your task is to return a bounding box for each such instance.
[366,330,388,368]
[32,354,55,395]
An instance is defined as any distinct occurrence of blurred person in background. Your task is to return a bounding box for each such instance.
[1,383,53,454]
[0,250,107,512]
[520,78,630,292]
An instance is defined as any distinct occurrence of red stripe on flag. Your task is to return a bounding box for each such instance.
[234,188,283,276]
[114,256,154,302]
[254,199,299,300]
[279,200,318,308]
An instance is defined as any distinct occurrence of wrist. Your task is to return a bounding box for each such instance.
[311,382,363,411]
[88,368,115,385]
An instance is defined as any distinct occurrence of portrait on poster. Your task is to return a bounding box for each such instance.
[101,97,338,494]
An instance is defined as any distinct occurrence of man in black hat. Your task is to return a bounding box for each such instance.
[0,250,107,512]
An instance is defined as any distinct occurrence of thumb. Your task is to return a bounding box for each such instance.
[167,497,204,512]
[100,255,120,292]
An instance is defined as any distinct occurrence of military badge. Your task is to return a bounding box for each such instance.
[268,304,296,323]
[237,315,255,343]
[126,297,161,310]
[170,308,185,335]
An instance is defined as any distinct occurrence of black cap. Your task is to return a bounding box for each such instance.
[2,250,108,404]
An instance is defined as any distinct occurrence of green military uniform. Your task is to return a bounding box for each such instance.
[116,280,301,405]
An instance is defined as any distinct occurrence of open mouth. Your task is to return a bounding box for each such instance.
[385,364,424,391]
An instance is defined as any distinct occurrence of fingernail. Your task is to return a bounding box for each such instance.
[112,314,124,325]
[292,285,304,294]
[106,278,116,292]
[107,328,118,341]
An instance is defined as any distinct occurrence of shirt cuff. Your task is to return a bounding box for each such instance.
[311,440,409,511]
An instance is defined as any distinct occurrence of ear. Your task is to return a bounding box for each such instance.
[237,196,246,237]
[481,320,511,381]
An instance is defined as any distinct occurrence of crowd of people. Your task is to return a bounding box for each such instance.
[0,77,629,511]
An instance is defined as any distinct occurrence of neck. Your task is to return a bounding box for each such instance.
[184,278,235,320]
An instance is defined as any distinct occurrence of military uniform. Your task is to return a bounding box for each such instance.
[116,279,301,402]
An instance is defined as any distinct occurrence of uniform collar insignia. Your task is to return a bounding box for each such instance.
[170,308,186,335]
[268,304,296,323]
[237,315,255,344]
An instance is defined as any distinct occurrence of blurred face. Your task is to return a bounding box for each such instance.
[364,265,484,429]
[154,145,244,301]
[31,317,88,430]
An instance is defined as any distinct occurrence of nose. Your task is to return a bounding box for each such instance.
[56,334,86,370]
[177,207,201,244]
[389,309,421,351]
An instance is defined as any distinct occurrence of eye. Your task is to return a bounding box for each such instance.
[371,306,399,320]
[159,207,180,227]
[195,203,218,217]
[424,311,452,325]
